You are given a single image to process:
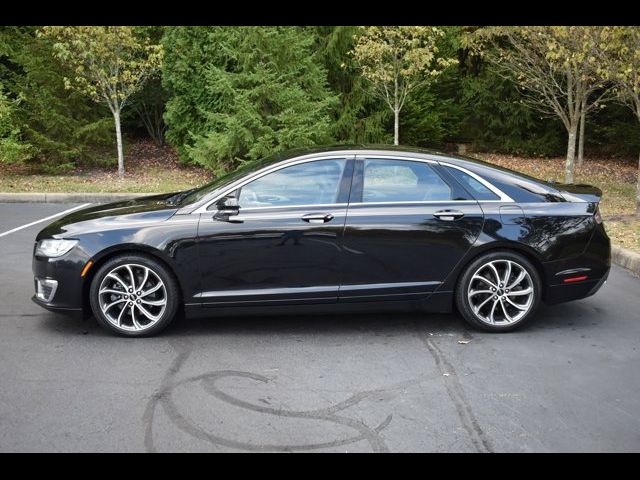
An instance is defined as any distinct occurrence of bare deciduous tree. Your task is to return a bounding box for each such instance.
[598,26,640,214]
[40,26,163,176]
[468,26,611,183]
[350,26,457,145]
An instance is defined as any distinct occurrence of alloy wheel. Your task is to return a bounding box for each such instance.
[467,259,534,326]
[98,263,167,332]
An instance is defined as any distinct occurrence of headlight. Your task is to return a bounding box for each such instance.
[35,239,79,258]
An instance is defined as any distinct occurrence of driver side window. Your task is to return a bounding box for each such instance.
[238,159,347,208]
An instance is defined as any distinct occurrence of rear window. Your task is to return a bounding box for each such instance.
[362,159,452,202]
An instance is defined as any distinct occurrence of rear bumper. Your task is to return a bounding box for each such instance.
[542,223,611,305]
[544,267,609,304]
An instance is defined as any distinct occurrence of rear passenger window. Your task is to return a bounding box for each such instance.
[362,159,452,203]
[445,166,500,201]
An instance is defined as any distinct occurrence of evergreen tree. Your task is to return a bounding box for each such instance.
[163,26,337,174]
[0,84,34,164]
[0,26,112,171]
[313,26,390,144]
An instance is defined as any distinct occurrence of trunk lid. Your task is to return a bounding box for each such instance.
[556,183,603,203]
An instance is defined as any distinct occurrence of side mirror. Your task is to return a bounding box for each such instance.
[217,196,240,213]
[213,196,241,221]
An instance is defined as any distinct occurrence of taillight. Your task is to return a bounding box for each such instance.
[563,275,588,283]
[594,205,603,224]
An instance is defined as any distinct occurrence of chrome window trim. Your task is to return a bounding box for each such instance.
[347,200,479,207]
[355,154,514,204]
[235,203,349,212]
[356,154,438,164]
[231,209,348,222]
[192,152,514,214]
[192,155,354,214]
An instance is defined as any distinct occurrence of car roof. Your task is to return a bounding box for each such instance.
[271,143,501,167]
[274,143,449,159]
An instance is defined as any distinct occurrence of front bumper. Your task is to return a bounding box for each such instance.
[31,242,92,316]
[31,295,83,318]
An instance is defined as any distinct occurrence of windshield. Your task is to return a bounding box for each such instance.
[176,154,282,207]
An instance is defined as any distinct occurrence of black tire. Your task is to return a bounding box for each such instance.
[89,253,180,337]
[455,250,541,332]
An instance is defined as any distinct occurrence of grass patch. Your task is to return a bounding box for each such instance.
[603,217,640,254]
[0,167,211,193]
[0,140,213,194]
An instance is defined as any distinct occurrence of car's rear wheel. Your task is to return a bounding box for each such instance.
[89,254,179,337]
[455,251,541,332]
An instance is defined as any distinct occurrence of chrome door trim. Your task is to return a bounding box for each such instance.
[339,281,441,291]
[221,208,348,222]
[195,285,338,298]
[195,281,442,299]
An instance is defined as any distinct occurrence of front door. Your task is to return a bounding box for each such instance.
[339,156,485,302]
[196,157,354,307]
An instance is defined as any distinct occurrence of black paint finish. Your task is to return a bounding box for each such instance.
[32,146,611,319]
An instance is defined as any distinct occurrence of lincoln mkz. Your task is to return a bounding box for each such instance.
[32,146,611,336]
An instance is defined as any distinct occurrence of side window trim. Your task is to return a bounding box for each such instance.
[195,155,355,213]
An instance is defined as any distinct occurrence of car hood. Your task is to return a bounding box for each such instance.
[36,192,182,239]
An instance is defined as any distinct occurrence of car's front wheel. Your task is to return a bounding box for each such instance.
[455,251,541,332]
[89,254,180,337]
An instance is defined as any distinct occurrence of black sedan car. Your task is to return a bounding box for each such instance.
[32,146,611,336]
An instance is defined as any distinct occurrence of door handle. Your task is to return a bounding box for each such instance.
[433,210,465,221]
[301,213,334,224]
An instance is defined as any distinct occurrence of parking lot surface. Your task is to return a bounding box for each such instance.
[0,202,639,452]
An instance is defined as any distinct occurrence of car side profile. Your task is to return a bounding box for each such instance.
[32,146,611,336]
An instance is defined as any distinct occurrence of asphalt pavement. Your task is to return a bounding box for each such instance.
[0,202,639,452]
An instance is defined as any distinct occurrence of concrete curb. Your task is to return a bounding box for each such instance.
[611,245,640,277]
[0,192,161,203]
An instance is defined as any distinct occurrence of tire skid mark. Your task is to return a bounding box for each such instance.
[144,341,393,452]
[143,340,192,453]
[416,324,492,453]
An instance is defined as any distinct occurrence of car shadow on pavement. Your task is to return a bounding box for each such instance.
[35,299,600,340]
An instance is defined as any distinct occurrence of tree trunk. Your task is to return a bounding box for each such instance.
[636,151,640,216]
[565,124,577,184]
[636,101,640,216]
[393,74,400,145]
[113,109,125,177]
[394,108,399,146]
[577,109,585,166]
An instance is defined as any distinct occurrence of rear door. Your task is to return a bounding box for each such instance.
[339,156,485,302]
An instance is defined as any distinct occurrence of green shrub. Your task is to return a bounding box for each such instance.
[0,88,35,164]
